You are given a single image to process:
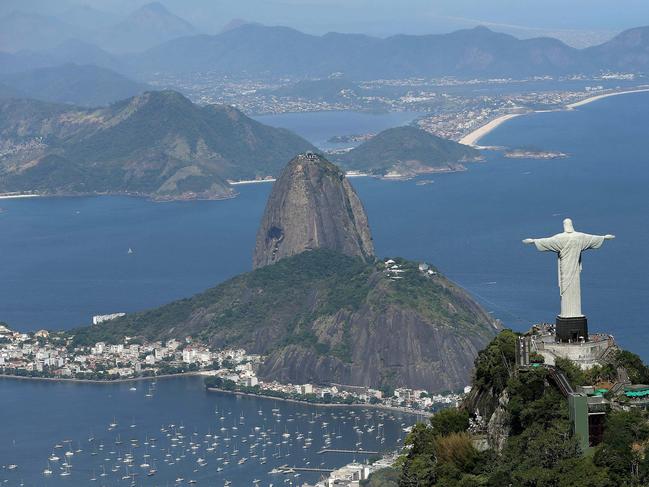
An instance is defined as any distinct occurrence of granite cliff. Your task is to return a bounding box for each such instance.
[72,155,498,392]
[73,251,497,392]
[253,152,374,268]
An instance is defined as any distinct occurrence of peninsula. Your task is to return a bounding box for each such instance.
[0,91,314,201]
[49,154,498,394]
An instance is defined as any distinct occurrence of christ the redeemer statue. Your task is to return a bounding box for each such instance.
[523,218,614,319]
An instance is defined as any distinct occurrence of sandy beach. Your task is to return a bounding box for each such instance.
[459,113,524,147]
[0,193,40,200]
[459,87,649,147]
[228,178,276,185]
[566,87,649,108]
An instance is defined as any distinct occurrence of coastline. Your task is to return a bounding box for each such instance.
[206,387,434,417]
[0,371,206,384]
[458,113,524,147]
[228,178,276,185]
[459,87,649,148]
[0,191,239,203]
[1,373,434,416]
[565,87,649,109]
[0,193,41,200]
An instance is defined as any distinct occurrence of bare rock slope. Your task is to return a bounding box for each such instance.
[74,155,498,392]
[253,153,374,268]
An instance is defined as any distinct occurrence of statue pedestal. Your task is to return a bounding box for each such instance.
[556,316,588,342]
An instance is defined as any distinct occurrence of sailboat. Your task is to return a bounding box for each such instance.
[127,248,134,254]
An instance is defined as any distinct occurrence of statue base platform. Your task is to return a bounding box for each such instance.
[556,316,588,342]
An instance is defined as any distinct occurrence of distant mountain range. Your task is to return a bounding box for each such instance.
[127,24,649,79]
[337,126,481,176]
[0,2,198,54]
[0,85,486,198]
[0,40,125,75]
[0,64,149,106]
[98,2,197,54]
[4,20,649,80]
[0,90,314,200]
[0,11,81,53]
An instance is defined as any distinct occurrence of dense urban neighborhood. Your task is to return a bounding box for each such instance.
[0,323,466,415]
[149,71,646,142]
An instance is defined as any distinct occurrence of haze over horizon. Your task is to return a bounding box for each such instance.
[2,0,649,48]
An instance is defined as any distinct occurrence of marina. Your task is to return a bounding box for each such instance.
[0,376,420,486]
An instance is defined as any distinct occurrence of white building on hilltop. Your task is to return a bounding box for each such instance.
[92,313,126,325]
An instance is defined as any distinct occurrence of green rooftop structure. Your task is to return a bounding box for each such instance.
[569,393,590,453]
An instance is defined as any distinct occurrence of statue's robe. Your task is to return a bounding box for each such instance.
[533,232,606,317]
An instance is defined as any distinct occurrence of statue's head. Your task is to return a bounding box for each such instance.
[563,218,575,233]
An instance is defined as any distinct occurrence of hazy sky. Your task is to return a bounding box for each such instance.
[4,0,649,46]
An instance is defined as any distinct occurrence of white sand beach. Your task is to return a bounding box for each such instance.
[0,194,40,200]
[566,87,649,108]
[459,113,524,147]
[227,178,276,185]
[459,87,649,148]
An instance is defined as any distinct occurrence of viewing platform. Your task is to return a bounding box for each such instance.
[527,323,616,370]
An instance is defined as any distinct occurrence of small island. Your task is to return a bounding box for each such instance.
[336,126,482,178]
[504,149,568,159]
[327,133,376,144]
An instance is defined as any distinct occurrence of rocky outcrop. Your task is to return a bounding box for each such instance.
[486,391,511,452]
[73,155,498,392]
[258,297,491,392]
[76,250,498,392]
[253,153,374,268]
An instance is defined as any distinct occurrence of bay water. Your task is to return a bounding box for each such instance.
[1,92,649,485]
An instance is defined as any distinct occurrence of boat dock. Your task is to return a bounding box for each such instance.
[277,465,334,473]
[317,449,379,455]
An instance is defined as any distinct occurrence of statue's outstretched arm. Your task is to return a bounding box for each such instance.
[581,233,615,251]
[524,235,562,252]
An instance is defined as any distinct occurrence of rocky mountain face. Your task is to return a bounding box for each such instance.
[253,153,374,268]
[72,156,498,392]
[73,251,498,392]
[256,260,496,392]
[0,90,314,200]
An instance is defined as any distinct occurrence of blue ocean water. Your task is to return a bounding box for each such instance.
[0,376,418,486]
[0,189,270,330]
[1,90,649,487]
[1,94,648,358]
[254,110,422,150]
